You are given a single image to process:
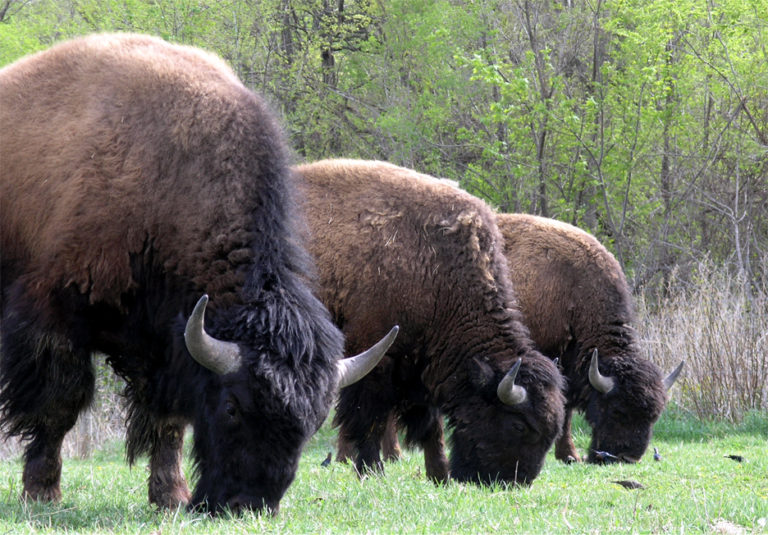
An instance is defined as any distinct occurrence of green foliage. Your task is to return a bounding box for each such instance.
[1,0,766,285]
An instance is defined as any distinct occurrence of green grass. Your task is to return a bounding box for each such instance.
[1,410,766,534]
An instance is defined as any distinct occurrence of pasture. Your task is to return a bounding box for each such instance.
[1,409,766,534]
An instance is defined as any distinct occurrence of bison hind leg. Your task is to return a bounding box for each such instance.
[335,432,355,463]
[554,408,582,462]
[336,412,401,465]
[400,405,449,483]
[381,411,402,462]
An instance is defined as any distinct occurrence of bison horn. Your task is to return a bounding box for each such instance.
[663,361,685,391]
[588,349,615,394]
[497,358,528,406]
[337,326,400,388]
[184,295,243,375]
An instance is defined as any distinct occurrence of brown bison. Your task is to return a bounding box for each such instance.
[496,213,683,463]
[0,34,394,514]
[357,212,683,465]
[293,159,565,485]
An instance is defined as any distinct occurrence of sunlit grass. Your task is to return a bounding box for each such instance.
[1,411,766,534]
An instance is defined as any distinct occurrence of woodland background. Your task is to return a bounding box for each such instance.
[2,0,766,289]
[0,0,766,432]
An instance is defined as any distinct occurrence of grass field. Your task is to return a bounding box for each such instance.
[1,408,766,534]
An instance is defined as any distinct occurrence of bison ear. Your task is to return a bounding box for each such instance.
[469,358,495,389]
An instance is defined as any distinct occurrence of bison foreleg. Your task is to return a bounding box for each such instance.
[148,420,191,509]
[335,411,401,464]
[399,405,449,483]
[354,428,386,478]
[421,420,448,483]
[554,408,581,462]
[381,412,402,462]
[21,433,67,503]
[20,376,93,503]
[0,323,95,503]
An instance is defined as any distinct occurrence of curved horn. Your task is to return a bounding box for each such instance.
[184,295,243,375]
[588,349,615,394]
[663,361,685,391]
[497,358,528,406]
[337,326,399,389]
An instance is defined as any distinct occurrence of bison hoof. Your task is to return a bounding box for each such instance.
[22,486,62,504]
[149,485,191,509]
[556,451,582,463]
[354,460,384,480]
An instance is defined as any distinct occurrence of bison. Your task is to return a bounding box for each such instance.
[496,213,683,463]
[293,159,565,486]
[355,212,684,465]
[0,34,395,514]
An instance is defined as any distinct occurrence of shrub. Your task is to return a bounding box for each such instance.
[637,258,768,422]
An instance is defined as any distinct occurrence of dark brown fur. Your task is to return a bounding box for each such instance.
[295,160,565,485]
[1,34,345,513]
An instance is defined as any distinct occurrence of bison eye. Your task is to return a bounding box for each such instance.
[224,400,238,419]
[505,418,526,434]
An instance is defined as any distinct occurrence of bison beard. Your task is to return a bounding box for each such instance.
[0,34,394,514]
[294,159,566,486]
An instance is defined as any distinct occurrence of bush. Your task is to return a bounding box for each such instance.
[637,259,768,422]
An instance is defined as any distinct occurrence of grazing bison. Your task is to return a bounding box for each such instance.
[293,159,565,486]
[339,213,683,467]
[0,34,395,514]
[496,213,683,463]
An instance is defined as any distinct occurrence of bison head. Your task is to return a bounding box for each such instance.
[448,356,565,486]
[585,349,683,463]
[184,295,397,514]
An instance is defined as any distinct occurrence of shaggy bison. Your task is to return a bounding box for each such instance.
[0,34,395,514]
[294,159,565,486]
[496,213,683,463]
[336,211,683,467]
